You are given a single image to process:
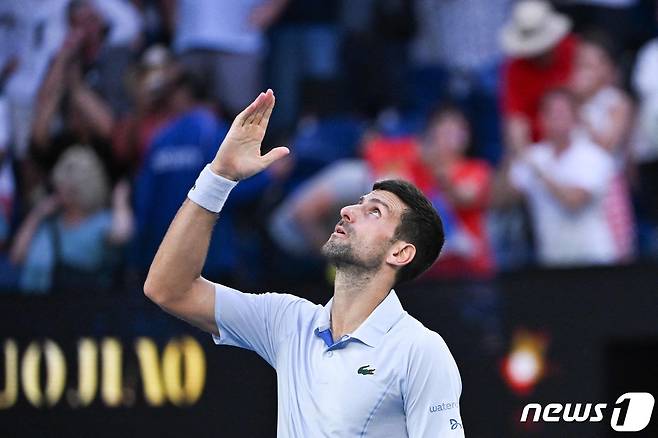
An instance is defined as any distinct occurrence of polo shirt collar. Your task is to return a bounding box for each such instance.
[314,289,406,348]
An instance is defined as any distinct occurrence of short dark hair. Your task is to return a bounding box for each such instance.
[372,179,444,285]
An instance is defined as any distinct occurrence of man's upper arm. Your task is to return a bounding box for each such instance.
[155,277,219,336]
[155,279,304,368]
[404,332,464,438]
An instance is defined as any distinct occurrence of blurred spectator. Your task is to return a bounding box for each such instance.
[411,0,510,164]
[570,32,636,260]
[507,89,618,266]
[500,0,577,153]
[267,0,340,132]
[29,0,118,177]
[172,0,288,118]
[631,25,658,256]
[420,106,495,279]
[112,45,177,176]
[133,72,287,283]
[9,146,133,293]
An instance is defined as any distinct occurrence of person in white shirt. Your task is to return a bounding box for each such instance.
[508,88,617,266]
[570,32,635,261]
[144,90,464,437]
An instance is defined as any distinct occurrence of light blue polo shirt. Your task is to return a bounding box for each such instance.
[212,283,464,437]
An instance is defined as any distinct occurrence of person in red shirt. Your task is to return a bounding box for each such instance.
[420,106,495,279]
[500,0,578,154]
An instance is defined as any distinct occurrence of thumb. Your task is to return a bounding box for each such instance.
[261,146,290,167]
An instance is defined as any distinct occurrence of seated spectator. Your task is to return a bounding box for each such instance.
[9,146,133,293]
[570,32,635,260]
[507,89,618,266]
[630,29,658,257]
[500,0,578,153]
[112,45,177,176]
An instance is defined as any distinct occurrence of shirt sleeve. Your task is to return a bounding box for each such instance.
[404,331,464,438]
[211,283,305,368]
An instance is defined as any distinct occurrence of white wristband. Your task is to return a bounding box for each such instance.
[187,164,238,213]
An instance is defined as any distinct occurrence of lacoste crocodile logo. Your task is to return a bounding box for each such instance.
[358,365,375,375]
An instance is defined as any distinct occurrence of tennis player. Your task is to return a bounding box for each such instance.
[144,89,464,437]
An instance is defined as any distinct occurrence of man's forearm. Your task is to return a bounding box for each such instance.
[145,89,285,303]
[144,199,218,303]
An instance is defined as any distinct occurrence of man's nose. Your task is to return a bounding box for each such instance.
[340,205,356,223]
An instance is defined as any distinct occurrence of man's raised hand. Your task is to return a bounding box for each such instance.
[210,89,289,181]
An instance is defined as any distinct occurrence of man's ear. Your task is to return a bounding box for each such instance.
[386,241,416,268]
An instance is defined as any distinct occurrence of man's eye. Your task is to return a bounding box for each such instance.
[370,208,381,217]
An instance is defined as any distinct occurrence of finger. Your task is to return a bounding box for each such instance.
[252,91,270,125]
[255,89,274,126]
[245,92,266,125]
[261,146,290,167]
[237,93,263,127]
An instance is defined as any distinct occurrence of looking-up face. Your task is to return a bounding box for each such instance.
[321,190,410,272]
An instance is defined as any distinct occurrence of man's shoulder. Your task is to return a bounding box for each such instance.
[393,315,459,385]
[396,314,453,359]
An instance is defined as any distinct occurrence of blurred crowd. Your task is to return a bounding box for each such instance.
[0,0,657,294]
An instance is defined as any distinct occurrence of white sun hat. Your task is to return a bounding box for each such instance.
[500,0,572,58]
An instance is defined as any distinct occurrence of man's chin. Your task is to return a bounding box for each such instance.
[321,240,351,263]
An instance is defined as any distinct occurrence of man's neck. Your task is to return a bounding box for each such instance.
[330,267,393,341]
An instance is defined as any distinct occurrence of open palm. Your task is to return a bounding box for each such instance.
[211,89,289,181]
